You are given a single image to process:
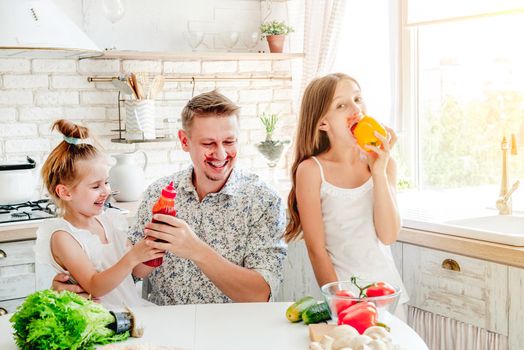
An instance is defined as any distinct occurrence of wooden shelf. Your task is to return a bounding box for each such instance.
[111,137,177,144]
[84,50,304,61]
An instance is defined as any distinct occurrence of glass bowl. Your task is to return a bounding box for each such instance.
[320,280,401,322]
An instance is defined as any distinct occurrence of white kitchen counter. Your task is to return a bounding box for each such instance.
[0,302,427,350]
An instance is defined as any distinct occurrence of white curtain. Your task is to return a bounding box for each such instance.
[288,0,347,110]
[408,306,508,350]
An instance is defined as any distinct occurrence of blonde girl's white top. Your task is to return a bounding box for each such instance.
[34,208,154,309]
[311,156,409,304]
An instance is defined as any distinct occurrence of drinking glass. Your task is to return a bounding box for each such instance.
[183,31,204,51]
[220,31,240,52]
[102,0,126,50]
[242,31,260,52]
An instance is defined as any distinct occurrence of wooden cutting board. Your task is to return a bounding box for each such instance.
[309,323,337,342]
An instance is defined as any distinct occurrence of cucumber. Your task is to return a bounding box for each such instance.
[302,301,331,325]
[286,296,317,322]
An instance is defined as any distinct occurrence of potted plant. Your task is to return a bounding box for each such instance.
[256,113,290,167]
[259,20,294,53]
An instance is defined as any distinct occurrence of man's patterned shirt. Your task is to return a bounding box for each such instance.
[128,166,287,305]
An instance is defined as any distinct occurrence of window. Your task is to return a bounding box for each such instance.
[399,1,524,190]
[332,0,395,126]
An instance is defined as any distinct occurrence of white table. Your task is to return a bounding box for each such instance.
[0,302,428,349]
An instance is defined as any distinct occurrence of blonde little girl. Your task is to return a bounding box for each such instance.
[35,119,163,308]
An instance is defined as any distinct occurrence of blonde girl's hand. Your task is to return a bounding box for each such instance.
[364,126,397,176]
[128,238,165,265]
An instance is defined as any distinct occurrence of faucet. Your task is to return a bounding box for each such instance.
[496,134,519,215]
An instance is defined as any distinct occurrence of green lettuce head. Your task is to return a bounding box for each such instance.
[10,289,129,350]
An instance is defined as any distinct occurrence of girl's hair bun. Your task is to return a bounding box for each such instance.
[52,119,90,140]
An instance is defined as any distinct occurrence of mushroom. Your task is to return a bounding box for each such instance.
[327,325,359,341]
[364,339,388,350]
[320,335,335,350]
[363,326,390,341]
[332,334,356,350]
[309,341,324,350]
[347,335,373,349]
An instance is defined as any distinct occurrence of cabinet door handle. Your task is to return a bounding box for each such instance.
[0,249,6,259]
[441,258,461,272]
[0,307,7,316]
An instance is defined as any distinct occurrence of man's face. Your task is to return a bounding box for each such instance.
[178,114,239,186]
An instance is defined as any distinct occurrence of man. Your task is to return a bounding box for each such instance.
[53,90,287,304]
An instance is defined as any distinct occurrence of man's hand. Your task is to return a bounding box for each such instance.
[144,214,209,261]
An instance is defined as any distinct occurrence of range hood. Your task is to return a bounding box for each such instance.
[0,0,102,58]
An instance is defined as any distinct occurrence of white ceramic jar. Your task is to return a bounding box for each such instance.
[108,151,148,202]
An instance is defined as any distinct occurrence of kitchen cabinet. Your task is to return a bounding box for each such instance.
[403,243,507,334]
[0,240,36,314]
[399,241,524,349]
[508,267,524,349]
[275,241,405,303]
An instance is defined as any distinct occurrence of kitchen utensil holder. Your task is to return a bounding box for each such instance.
[124,99,156,140]
[112,92,177,144]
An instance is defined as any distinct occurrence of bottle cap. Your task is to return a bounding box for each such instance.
[109,311,133,334]
[161,181,177,199]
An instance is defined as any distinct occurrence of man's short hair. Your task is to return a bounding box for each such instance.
[181,90,240,132]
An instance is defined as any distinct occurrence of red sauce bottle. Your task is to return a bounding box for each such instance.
[143,181,176,267]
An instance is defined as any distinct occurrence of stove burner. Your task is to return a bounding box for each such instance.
[11,211,31,219]
[0,199,57,224]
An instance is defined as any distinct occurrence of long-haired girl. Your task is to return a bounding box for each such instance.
[285,73,408,318]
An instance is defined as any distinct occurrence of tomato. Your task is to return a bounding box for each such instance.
[364,281,395,297]
[334,289,357,315]
[364,281,396,307]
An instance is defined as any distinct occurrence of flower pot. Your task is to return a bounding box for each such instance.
[266,35,285,53]
[256,140,289,167]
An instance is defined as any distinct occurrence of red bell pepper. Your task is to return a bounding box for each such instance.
[334,289,357,315]
[338,301,389,334]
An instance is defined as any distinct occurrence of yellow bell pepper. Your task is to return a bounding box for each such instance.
[351,115,387,150]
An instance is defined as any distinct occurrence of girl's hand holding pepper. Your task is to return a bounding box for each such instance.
[363,126,397,177]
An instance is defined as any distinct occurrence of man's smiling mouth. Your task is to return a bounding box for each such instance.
[207,160,228,168]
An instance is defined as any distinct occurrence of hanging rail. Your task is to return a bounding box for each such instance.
[87,74,292,83]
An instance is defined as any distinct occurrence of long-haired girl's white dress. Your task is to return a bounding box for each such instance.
[311,157,409,307]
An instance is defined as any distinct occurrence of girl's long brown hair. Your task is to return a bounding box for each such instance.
[284,73,359,242]
[41,119,100,208]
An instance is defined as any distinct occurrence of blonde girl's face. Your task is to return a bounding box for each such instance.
[60,157,111,217]
[320,79,367,145]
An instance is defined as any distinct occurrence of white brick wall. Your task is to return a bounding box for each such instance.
[0,107,17,121]
[51,76,92,89]
[78,59,120,74]
[3,75,48,89]
[32,60,77,73]
[0,59,30,73]
[164,61,201,74]
[35,91,79,106]
[0,56,294,194]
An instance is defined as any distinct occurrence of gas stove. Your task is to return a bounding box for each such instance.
[0,199,57,224]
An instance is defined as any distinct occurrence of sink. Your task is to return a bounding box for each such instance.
[445,215,524,236]
[402,214,524,246]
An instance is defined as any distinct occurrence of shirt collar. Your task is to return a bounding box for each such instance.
[179,166,242,197]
